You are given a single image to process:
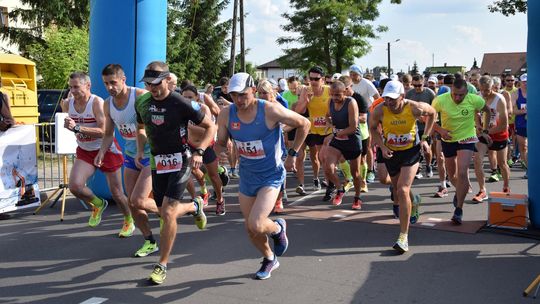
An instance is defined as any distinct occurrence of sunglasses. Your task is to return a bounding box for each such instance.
[309,77,321,81]
[144,80,163,87]
[413,84,423,87]
[505,79,515,82]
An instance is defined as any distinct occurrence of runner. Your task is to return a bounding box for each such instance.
[61,72,130,232]
[472,75,510,203]
[369,80,436,253]
[511,73,528,179]
[135,61,215,285]
[323,81,363,209]
[216,72,310,280]
[96,64,160,255]
[432,78,492,224]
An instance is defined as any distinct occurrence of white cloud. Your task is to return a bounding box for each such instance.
[453,25,484,46]
[246,0,279,17]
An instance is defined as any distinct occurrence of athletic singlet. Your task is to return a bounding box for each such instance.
[483,93,509,141]
[504,87,518,124]
[108,87,151,157]
[330,97,360,141]
[381,102,419,151]
[307,86,331,135]
[515,88,527,129]
[228,99,284,175]
[69,95,121,153]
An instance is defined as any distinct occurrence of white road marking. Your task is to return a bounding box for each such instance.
[80,297,108,304]
[288,190,325,206]
[421,223,436,227]
[331,214,346,218]
[427,217,443,222]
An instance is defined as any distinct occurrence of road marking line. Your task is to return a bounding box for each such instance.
[332,214,346,218]
[421,223,436,227]
[288,190,324,206]
[80,297,108,304]
[427,217,443,222]
[341,210,356,214]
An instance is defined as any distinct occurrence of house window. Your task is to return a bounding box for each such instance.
[0,7,8,27]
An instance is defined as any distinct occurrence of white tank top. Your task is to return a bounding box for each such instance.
[108,87,137,141]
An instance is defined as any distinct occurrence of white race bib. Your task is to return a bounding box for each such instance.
[155,153,183,174]
[118,123,137,139]
[235,139,266,160]
[386,133,413,148]
[313,116,326,128]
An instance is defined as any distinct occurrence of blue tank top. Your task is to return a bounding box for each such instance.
[330,97,360,141]
[228,99,284,174]
[515,88,527,129]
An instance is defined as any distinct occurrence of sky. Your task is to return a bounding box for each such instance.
[219,0,528,74]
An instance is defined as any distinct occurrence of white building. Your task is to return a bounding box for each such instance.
[256,58,301,80]
[0,0,31,54]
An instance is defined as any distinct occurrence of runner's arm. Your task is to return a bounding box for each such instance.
[203,93,220,117]
[412,101,437,137]
[135,88,148,97]
[80,96,105,138]
[368,104,385,148]
[268,102,310,153]
[294,86,309,115]
[501,90,513,117]
[97,99,115,155]
[215,106,231,156]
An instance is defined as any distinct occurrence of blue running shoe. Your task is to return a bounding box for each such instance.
[272,218,288,256]
[255,257,280,280]
[451,207,463,225]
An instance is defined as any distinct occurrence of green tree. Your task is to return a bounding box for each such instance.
[167,0,231,85]
[488,0,527,16]
[278,0,401,73]
[26,26,89,89]
[0,0,89,53]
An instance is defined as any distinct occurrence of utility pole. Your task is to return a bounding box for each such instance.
[239,0,245,72]
[432,53,434,67]
[229,0,238,76]
[387,42,391,76]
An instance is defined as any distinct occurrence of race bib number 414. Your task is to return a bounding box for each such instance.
[235,140,266,159]
[155,153,183,174]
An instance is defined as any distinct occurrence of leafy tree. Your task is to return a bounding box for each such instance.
[488,0,527,16]
[26,26,89,89]
[278,0,401,73]
[167,0,231,85]
[0,0,89,53]
[411,61,419,75]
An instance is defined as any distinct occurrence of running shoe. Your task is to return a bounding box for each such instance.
[320,179,329,188]
[434,186,449,198]
[472,190,488,203]
[219,165,230,187]
[344,180,354,193]
[426,165,433,178]
[410,195,421,224]
[487,171,499,182]
[134,240,159,257]
[366,171,375,183]
[88,199,108,227]
[210,190,217,201]
[360,185,369,193]
[118,220,135,238]
[523,172,528,179]
[216,199,226,216]
[201,192,210,207]
[446,180,452,188]
[392,204,399,219]
[313,179,321,190]
[192,197,207,230]
[451,207,463,225]
[148,263,167,285]
[255,257,280,280]
[415,171,423,179]
[503,187,511,194]
[230,171,239,179]
[507,159,514,167]
[352,197,362,210]
[272,218,288,256]
[520,160,527,170]
[273,199,284,214]
[393,234,409,254]
[323,185,336,201]
[295,185,307,196]
[333,190,345,206]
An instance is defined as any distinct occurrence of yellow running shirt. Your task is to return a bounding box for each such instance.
[381,102,418,151]
[432,92,485,143]
[307,86,331,135]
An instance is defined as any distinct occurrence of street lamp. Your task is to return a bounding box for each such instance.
[387,39,400,76]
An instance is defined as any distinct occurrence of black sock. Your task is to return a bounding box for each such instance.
[145,234,156,244]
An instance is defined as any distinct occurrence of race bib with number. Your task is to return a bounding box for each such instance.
[76,133,95,142]
[313,116,326,128]
[386,133,413,148]
[155,153,183,174]
[458,136,479,144]
[118,123,137,139]
[333,128,348,141]
[235,139,266,160]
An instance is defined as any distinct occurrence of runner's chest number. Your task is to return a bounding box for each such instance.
[235,140,266,159]
[118,123,137,139]
[155,153,183,174]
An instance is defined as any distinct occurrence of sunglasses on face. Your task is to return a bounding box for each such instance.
[310,77,321,81]
[145,80,163,87]
[413,84,423,87]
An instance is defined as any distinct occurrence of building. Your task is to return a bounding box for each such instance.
[425,64,466,75]
[256,57,301,80]
[479,52,527,77]
[0,0,30,54]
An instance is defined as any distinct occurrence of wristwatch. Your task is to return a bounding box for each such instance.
[194,148,205,156]
[421,134,430,141]
[482,129,489,135]
[73,124,81,134]
[288,148,298,157]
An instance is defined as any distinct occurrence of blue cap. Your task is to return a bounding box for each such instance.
[349,65,363,75]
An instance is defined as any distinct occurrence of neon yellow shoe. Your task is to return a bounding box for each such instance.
[148,263,166,285]
[88,199,108,227]
[192,196,207,230]
[344,180,354,193]
[118,220,135,238]
[134,240,159,257]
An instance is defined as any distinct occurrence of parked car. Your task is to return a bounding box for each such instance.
[37,89,68,150]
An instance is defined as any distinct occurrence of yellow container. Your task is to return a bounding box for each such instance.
[0,54,38,124]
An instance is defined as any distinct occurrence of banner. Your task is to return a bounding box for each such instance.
[0,125,41,213]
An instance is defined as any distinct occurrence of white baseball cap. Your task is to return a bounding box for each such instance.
[520,73,527,82]
[428,76,437,83]
[332,73,342,80]
[278,78,288,91]
[382,80,405,99]
[229,72,255,93]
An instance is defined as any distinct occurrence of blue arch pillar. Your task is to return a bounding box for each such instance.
[87,0,167,199]
[528,2,539,227]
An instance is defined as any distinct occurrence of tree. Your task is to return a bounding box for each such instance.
[411,61,419,75]
[0,0,89,53]
[167,0,231,85]
[278,0,401,73]
[26,26,89,89]
[488,0,527,16]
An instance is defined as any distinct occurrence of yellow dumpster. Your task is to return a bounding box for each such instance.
[0,54,38,124]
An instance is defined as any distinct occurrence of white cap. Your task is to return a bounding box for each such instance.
[349,65,363,75]
[428,76,437,83]
[520,73,527,82]
[229,72,255,93]
[278,78,288,91]
[382,80,405,99]
[390,75,399,81]
[332,73,342,80]
[379,73,388,80]
[268,78,279,89]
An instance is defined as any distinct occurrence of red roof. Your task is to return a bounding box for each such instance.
[480,52,526,76]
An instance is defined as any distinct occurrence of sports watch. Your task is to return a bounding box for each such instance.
[288,148,298,157]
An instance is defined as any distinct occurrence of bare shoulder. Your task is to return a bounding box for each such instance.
[135,87,148,97]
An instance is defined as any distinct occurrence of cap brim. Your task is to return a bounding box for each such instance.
[382,93,400,99]
[229,86,250,93]
[140,76,166,84]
